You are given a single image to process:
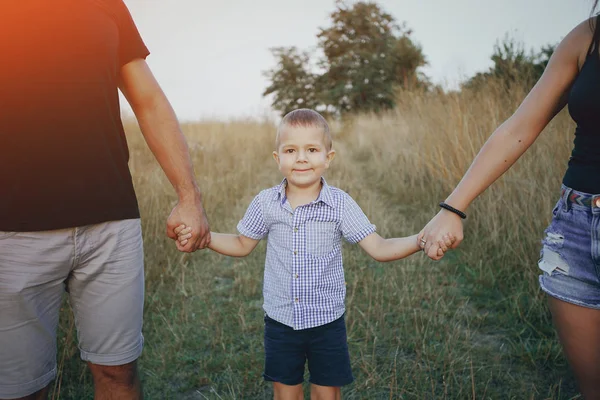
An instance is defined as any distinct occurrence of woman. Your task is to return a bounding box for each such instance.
[419,2,600,398]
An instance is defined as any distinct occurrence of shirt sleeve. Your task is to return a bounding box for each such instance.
[341,193,376,244]
[114,0,150,66]
[237,194,269,240]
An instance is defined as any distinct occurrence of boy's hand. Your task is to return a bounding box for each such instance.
[420,233,456,258]
[174,224,194,247]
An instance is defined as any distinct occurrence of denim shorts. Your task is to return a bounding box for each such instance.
[538,185,600,308]
[263,314,353,387]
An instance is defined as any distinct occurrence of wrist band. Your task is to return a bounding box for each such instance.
[439,202,467,219]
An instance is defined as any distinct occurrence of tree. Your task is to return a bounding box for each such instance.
[263,1,428,116]
[262,47,321,116]
[463,35,556,91]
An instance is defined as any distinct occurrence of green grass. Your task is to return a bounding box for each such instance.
[50,85,582,399]
[52,236,578,399]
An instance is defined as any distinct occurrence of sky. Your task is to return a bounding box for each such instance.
[121,0,592,121]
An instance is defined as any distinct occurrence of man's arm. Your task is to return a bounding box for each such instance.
[118,58,210,252]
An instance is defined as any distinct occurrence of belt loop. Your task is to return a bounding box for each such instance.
[562,187,572,212]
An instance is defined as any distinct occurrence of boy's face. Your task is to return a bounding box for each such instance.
[273,125,335,190]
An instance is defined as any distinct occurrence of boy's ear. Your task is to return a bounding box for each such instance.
[272,151,280,165]
[325,149,336,167]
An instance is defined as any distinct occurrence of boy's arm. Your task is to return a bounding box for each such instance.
[175,226,260,257]
[208,233,260,257]
[358,233,420,262]
[358,232,455,262]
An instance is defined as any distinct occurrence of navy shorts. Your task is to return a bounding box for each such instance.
[539,185,600,308]
[263,314,353,387]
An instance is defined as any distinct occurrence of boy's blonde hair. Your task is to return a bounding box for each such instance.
[275,109,332,151]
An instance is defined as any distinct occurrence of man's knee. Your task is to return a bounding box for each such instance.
[89,361,139,387]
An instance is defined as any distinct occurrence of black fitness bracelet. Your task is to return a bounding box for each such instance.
[439,202,467,219]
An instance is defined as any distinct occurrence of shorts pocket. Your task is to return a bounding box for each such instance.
[305,221,337,257]
[0,231,17,240]
[538,246,569,276]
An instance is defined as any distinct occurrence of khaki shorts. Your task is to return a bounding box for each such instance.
[0,219,145,399]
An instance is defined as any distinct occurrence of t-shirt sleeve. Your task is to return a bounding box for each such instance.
[341,193,376,244]
[114,0,150,66]
[237,194,269,240]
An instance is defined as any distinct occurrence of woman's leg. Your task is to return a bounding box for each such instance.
[549,296,600,399]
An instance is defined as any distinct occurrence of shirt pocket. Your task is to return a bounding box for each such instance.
[305,221,337,257]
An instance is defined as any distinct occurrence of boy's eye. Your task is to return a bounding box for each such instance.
[285,149,295,153]
[308,148,318,153]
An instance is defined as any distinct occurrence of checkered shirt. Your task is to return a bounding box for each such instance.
[237,178,376,330]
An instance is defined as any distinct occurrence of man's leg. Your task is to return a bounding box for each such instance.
[0,231,72,400]
[88,361,142,400]
[68,219,145,400]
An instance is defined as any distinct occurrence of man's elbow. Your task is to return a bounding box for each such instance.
[129,91,163,116]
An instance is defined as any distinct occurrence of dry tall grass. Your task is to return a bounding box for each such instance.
[54,81,577,399]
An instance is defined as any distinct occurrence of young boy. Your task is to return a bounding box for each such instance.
[175,109,454,400]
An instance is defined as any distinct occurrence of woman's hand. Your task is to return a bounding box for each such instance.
[418,209,464,260]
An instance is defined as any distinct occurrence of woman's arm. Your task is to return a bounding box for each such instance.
[419,19,591,260]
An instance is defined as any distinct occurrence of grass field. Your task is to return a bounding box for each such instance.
[52,81,581,399]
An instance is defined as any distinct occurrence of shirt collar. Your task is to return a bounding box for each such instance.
[274,178,335,208]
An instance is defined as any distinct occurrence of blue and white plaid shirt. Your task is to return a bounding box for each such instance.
[237,178,376,330]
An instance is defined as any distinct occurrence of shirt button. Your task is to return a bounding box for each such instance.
[294,227,298,232]
[295,274,299,279]
[293,250,297,255]
[595,198,600,208]
[295,298,299,302]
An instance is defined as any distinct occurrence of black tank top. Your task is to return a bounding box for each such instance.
[563,15,600,194]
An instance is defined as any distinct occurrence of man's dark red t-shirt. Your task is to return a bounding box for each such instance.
[0,0,150,231]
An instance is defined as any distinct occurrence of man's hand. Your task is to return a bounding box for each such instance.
[166,197,210,252]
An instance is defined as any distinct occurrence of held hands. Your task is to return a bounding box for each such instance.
[417,209,464,261]
[174,224,193,247]
[417,232,456,258]
[166,197,211,252]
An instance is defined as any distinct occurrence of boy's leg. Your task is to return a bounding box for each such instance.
[67,219,145,400]
[0,230,73,400]
[273,383,303,400]
[263,315,307,400]
[306,314,353,400]
[310,384,341,400]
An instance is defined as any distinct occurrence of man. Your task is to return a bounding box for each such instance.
[0,1,210,399]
